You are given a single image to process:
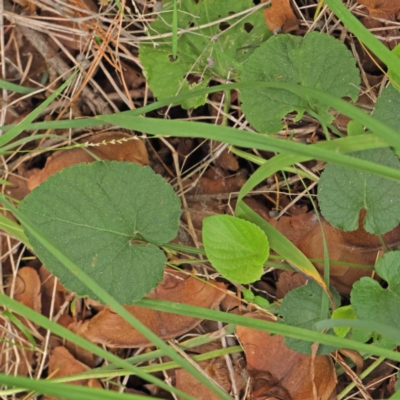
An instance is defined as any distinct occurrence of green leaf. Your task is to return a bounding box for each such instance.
[202,215,269,284]
[331,305,356,338]
[330,304,371,342]
[318,147,400,235]
[351,251,400,339]
[240,31,360,133]
[19,161,181,304]
[347,120,364,136]
[278,281,340,355]
[139,0,270,109]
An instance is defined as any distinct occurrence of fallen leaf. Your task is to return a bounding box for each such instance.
[39,265,74,329]
[187,170,246,196]
[356,0,400,18]
[236,313,336,400]
[268,209,400,295]
[1,267,41,375]
[263,0,299,33]
[28,131,149,190]
[174,341,245,399]
[44,346,102,400]
[6,266,41,317]
[79,269,227,348]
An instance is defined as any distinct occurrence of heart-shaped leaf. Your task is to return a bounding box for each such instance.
[240,31,360,133]
[19,161,181,304]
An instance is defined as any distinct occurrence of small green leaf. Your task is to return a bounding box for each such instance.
[331,305,357,338]
[318,147,400,235]
[352,251,400,337]
[347,120,364,136]
[139,0,270,109]
[19,161,181,304]
[202,215,269,284]
[242,287,254,302]
[240,31,360,133]
[278,281,340,355]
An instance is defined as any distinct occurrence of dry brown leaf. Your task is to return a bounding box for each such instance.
[357,0,400,17]
[39,265,74,328]
[28,131,149,190]
[263,0,299,33]
[175,359,230,400]
[174,341,245,399]
[44,346,102,400]
[187,170,246,196]
[6,267,41,315]
[215,147,240,171]
[1,267,41,375]
[267,210,400,295]
[236,313,336,400]
[79,269,227,348]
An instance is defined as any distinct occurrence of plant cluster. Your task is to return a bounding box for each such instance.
[2,0,400,398]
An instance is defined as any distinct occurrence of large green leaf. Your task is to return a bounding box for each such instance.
[202,215,269,283]
[19,161,181,304]
[318,147,400,235]
[139,0,270,109]
[240,31,360,133]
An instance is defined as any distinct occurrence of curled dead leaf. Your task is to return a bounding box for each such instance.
[28,131,149,190]
[356,0,400,18]
[236,313,336,400]
[263,206,400,295]
[39,265,74,328]
[1,267,41,375]
[44,346,102,400]
[175,339,246,399]
[79,269,226,348]
[263,0,299,33]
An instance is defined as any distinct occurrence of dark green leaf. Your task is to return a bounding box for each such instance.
[278,281,340,355]
[19,161,181,304]
[240,32,360,133]
[318,148,400,235]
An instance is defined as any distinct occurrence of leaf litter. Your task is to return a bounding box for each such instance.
[1,0,400,398]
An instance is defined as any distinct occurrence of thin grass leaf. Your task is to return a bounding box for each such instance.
[136,298,400,362]
[1,310,36,347]
[0,212,31,248]
[0,79,36,94]
[315,319,400,345]
[96,114,400,182]
[0,373,160,400]
[172,0,178,59]
[324,0,400,77]
[0,72,77,149]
